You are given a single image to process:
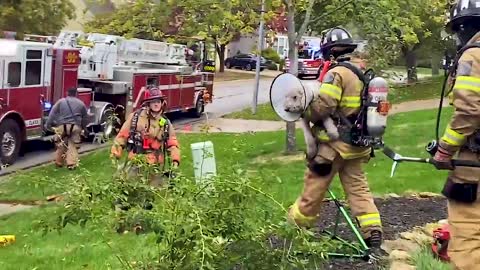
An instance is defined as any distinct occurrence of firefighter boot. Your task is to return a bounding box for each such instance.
[364,230,383,248]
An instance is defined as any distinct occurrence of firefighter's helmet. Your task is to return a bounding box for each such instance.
[143,87,166,104]
[446,0,480,32]
[320,27,357,58]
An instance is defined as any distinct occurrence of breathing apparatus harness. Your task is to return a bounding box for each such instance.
[428,41,480,155]
[321,57,388,150]
[126,108,173,175]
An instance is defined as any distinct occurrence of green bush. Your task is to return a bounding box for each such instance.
[267,62,278,71]
[262,48,281,64]
[35,156,354,269]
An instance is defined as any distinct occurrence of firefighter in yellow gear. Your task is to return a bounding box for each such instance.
[431,2,480,269]
[110,86,180,187]
[287,27,383,248]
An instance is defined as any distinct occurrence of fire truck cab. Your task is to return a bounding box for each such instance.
[0,31,214,165]
[283,37,324,79]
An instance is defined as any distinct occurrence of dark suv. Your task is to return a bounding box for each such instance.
[225,54,267,71]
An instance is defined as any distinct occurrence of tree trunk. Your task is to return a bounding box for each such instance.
[285,1,297,154]
[216,43,226,73]
[404,49,418,83]
[431,55,440,76]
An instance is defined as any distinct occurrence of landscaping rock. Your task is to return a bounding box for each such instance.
[385,193,401,198]
[423,223,442,237]
[418,192,441,198]
[382,239,420,254]
[400,229,433,245]
[389,261,416,270]
[389,250,411,261]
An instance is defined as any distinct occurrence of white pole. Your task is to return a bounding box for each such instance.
[252,0,265,114]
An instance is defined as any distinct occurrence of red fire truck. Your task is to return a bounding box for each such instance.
[283,37,324,79]
[0,31,214,165]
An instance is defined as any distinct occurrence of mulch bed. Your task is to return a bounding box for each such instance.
[318,196,447,270]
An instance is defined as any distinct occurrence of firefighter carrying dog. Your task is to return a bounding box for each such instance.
[285,27,385,248]
[110,86,180,187]
[430,1,480,269]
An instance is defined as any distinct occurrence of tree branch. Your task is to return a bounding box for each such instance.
[311,0,355,23]
[295,0,315,42]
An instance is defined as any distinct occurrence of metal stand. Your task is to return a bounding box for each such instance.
[322,189,372,261]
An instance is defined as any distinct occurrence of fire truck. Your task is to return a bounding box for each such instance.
[0,31,214,165]
[283,37,324,79]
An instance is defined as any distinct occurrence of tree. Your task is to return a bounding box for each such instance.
[393,0,447,83]
[284,0,316,154]
[0,0,75,37]
[85,0,279,72]
[85,0,180,40]
[176,0,280,72]
[306,0,448,81]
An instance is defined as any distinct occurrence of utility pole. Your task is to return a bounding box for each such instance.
[252,0,265,114]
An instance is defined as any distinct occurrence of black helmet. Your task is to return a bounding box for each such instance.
[320,27,358,58]
[446,0,480,32]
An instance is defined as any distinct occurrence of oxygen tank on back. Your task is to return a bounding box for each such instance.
[366,76,390,138]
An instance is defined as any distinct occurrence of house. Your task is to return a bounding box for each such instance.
[226,7,322,60]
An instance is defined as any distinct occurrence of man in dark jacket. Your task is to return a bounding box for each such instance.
[45,87,89,169]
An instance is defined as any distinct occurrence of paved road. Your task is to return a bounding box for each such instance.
[0,78,274,177]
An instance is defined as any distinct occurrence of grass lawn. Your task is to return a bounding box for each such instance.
[225,76,445,121]
[414,248,452,270]
[0,107,453,269]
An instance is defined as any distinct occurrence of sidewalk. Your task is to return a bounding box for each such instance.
[226,68,281,78]
[179,98,449,134]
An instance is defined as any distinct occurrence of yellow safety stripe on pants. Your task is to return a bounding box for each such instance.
[319,83,342,100]
[334,147,371,160]
[290,201,317,225]
[357,213,382,227]
[340,96,361,108]
[441,125,466,146]
[454,76,480,93]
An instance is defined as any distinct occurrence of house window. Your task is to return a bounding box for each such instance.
[7,62,21,87]
[25,50,43,86]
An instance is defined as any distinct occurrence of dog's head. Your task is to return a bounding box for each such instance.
[283,86,306,114]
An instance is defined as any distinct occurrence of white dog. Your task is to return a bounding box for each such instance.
[283,86,339,160]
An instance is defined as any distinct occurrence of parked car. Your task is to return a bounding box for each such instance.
[225,54,267,71]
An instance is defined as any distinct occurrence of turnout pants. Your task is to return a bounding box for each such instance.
[288,144,382,239]
[445,149,480,270]
[54,124,82,167]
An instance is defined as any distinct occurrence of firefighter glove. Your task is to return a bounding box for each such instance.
[432,147,454,170]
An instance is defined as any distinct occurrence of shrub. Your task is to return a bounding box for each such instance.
[261,48,281,64]
[35,155,349,269]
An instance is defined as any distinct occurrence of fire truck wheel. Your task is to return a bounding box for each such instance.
[101,107,116,138]
[190,98,204,118]
[0,119,21,165]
